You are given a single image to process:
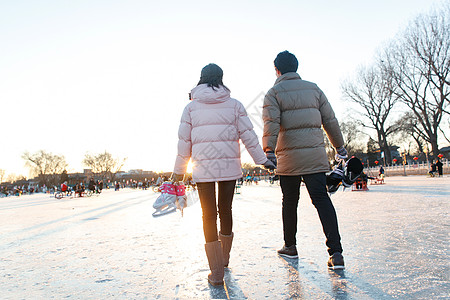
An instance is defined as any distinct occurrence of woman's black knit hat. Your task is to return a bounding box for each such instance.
[198,63,224,87]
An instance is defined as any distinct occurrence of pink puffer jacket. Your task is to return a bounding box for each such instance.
[173,84,267,182]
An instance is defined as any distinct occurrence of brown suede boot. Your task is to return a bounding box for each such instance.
[204,241,224,285]
[219,232,233,267]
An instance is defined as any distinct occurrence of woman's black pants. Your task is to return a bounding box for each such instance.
[196,180,236,243]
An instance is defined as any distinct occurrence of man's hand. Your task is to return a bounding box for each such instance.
[172,173,184,182]
[265,151,277,168]
[335,146,348,160]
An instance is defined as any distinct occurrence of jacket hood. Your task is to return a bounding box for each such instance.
[274,72,302,85]
[191,84,230,104]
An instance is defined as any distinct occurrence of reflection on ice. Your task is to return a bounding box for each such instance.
[328,269,348,300]
[223,269,247,299]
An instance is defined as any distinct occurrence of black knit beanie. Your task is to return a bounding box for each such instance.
[274,51,298,74]
[198,63,224,88]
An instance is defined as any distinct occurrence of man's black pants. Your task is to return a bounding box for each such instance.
[280,173,343,255]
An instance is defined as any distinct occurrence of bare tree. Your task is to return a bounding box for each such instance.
[6,174,17,184]
[341,64,399,163]
[440,119,450,143]
[366,137,380,165]
[340,121,366,155]
[392,112,427,153]
[83,151,126,182]
[22,150,67,186]
[0,169,5,183]
[5,173,26,184]
[324,120,367,166]
[382,3,449,157]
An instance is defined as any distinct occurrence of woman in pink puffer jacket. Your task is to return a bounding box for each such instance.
[172,64,275,285]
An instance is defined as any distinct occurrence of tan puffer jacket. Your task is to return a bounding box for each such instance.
[262,72,344,175]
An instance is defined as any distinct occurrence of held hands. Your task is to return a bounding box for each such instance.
[335,146,348,160]
[263,159,276,170]
[171,173,184,182]
[263,151,277,170]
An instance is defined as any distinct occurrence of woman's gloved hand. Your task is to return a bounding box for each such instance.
[171,173,184,182]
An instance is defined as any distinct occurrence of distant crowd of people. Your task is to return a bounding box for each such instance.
[0,184,42,197]
[0,179,106,198]
[64,178,105,197]
[239,174,265,185]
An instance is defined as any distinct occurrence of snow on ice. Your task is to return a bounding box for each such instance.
[0,176,449,299]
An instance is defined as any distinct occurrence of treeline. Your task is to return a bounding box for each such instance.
[9,150,128,187]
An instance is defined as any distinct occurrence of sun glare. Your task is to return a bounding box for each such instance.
[186,159,194,174]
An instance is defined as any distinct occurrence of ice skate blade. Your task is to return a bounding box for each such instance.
[152,205,177,217]
[328,265,345,270]
[153,202,171,209]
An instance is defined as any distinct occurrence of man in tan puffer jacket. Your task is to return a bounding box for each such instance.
[263,51,347,270]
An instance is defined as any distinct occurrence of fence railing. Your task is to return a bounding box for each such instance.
[365,159,449,176]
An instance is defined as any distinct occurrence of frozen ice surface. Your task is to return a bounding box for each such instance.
[0,176,449,299]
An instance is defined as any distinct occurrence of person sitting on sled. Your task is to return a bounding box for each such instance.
[428,162,437,177]
[379,165,385,179]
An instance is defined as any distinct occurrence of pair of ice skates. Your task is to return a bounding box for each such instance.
[326,156,364,194]
[152,181,187,217]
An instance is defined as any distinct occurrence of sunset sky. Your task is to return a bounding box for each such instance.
[0,0,446,178]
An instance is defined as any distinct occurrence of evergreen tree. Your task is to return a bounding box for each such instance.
[366,138,379,166]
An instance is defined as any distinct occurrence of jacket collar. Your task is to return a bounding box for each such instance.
[274,72,302,85]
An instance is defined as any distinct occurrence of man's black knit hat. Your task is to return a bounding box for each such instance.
[274,51,298,74]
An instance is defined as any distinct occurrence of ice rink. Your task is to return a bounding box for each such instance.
[1,175,449,299]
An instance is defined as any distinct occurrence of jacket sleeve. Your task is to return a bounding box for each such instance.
[318,89,345,148]
[262,88,280,152]
[237,102,267,165]
[173,106,192,174]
